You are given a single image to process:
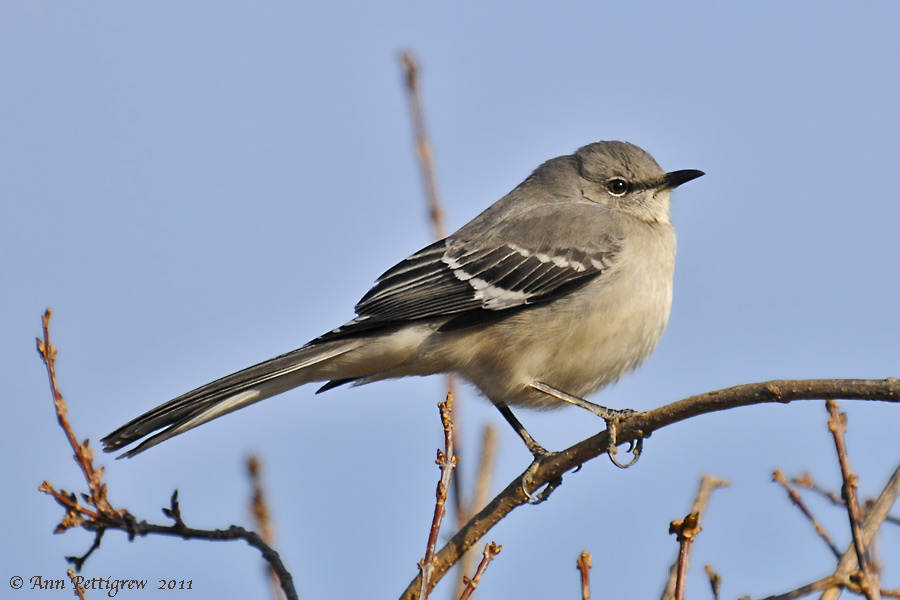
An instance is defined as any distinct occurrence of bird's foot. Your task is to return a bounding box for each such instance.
[529,381,644,469]
[520,449,564,505]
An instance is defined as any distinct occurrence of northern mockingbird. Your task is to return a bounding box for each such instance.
[103,141,703,460]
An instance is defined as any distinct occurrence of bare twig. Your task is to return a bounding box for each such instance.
[68,568,88,599]
[419,394,460,600]
[37,309,120,519]
[772,469,841,558]
[577,550,593,600]
[400,378,900,600]
[826,400,880,600]
[455,425,499,599]
[759,574,857,600]
[248,455,286,600]
[38,310,298,600]
[820,462,900,600]
[704,565,721,600]
[457,542,501,600]
[661,475,730,600]
[793,472,900,527]
[400,51,447,240]
[399,52,468,538]
[669,513,702,600]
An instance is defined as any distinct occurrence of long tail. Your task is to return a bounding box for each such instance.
[101,338,364,458]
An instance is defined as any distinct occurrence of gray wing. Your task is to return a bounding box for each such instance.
[315,237,620,342]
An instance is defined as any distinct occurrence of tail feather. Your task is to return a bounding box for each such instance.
[101,340,362,458]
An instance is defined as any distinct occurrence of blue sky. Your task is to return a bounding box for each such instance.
[3,2,899,599]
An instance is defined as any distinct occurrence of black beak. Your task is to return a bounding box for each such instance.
[661,169,704,190]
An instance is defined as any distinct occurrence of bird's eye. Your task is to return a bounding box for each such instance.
[606,178,629,197]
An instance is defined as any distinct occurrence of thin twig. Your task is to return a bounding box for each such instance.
[704,565,721,600]
[819,461,900,600]
[37,309,119,518]
[68,568,88,600]
[669,513,702,600]
[826,400,880,600]
[399,378,900,600]
[455,425,498,599]
[399,52,467,539]
[248,455,286,600]
[758,574,857,600]
[793,473,900,527]
[419,394,460,600]
[661,475,729,600]
[457,542,501,600]
[577,550,593,600]
[37,311,299,600]
[772,469,841,558]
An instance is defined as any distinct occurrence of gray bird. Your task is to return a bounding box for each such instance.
[102,141,703,459]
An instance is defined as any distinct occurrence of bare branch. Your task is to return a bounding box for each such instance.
[400,378,900,600]
[826,400,880,600]
[248,455,286,600]
[457,543,501,600]
[818,462,900,600]
[418,394,460,599]
[576,550,593,600]
[456,425,499,599]
[68,568,88,600]
[38,311,299,600]
[772,469,841,558]
[704,565,721,600]
[661,475,729,600]
[669,513,702,600]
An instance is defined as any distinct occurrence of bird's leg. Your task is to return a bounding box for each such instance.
[496,403,550,458]
[495,403,562,504]
[529,381,643,469]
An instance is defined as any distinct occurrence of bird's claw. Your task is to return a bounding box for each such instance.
[519,451,564,504]
[604,414,643,469]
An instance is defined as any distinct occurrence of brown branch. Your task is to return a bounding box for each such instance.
[792,472,900,528]
[37,309,120,519]
[418,394,460,599]
[704,565,721,600]
[399,377,900,600]
[826,400,880,600]
[576,550,593,600]
[669,513,702,600]
[772,469,841,558]
[796,462,900,600]
[248,455,286,600]
[38,310,298,600]
[399,52,469,539]
[661,475,729,600]
[457,542,501,600]
[455,424,499,599]
[758,573,857,600]
[68,568,88,599]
